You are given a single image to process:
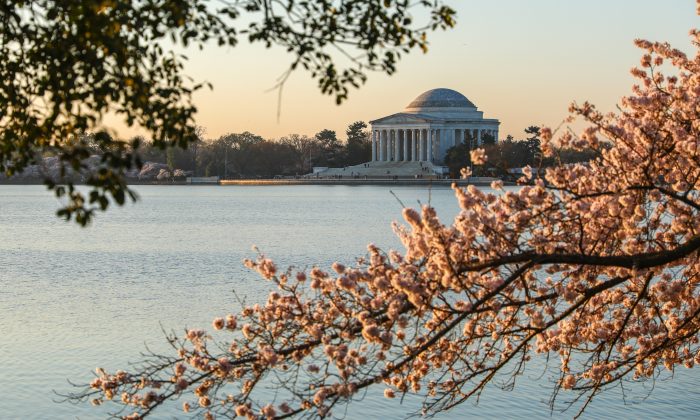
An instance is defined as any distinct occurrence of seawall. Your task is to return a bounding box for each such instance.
[219,178,502,187]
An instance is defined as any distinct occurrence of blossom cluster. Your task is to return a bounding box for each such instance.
[75,7,700,419]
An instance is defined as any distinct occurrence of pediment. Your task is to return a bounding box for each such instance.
[369,113,440,125]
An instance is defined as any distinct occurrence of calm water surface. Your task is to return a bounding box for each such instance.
[0,185,698,419]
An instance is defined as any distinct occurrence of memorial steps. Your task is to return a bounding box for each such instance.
[310,161,442,178]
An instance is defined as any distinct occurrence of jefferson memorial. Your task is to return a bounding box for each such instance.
[309,88,500,178]
[369,88,500,164]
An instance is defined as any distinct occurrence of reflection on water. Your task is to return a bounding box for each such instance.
[0,185,697,419]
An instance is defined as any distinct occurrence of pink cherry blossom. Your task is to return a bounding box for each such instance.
[73,4,700,419]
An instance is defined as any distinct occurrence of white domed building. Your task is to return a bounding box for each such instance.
[369,88,500,164]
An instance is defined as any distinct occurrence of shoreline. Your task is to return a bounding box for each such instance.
[0,179,187,186]
[219,178,501,186]
[0,178,505,187]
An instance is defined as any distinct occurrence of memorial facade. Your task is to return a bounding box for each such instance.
[369,88,500,164]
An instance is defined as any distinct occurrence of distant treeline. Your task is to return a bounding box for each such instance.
[444,126,599,178]
[74,123,598,180]
[137,121,372,178]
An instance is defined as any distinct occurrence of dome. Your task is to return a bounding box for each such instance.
[406,88,476,109]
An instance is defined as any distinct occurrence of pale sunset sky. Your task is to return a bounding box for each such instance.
[108,0,698,141]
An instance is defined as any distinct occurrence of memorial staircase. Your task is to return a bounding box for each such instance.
[309,161,444,178]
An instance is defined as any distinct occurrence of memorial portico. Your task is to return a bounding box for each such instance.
[369,88,500,164]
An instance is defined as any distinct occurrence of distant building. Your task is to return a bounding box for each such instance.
[369,88,500,164]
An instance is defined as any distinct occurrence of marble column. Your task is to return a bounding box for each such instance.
[413,129,417,161]
[425,129,430,161]
[389,130,393,161]
[435,129,440,161]
[412,130,417,161]
[395,130,399,161]
[397,129,402,162]
[371,131,376,161]
[380,130,386,161]
[412,130,416,161]
[427,130,433,162]
[411,128,418,162]
[393,130,399,161]
[390,130,394,161]
[387,130,391,161]
[424,129,429,161]
[386,130,391,161]
[417,129,423,161]
[406,130,410,161]
[388,130,392,161]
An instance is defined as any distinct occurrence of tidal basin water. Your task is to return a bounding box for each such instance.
[1,184,699,419]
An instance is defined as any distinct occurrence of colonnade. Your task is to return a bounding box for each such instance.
[371,128,436,162]
[370,127,499,162]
